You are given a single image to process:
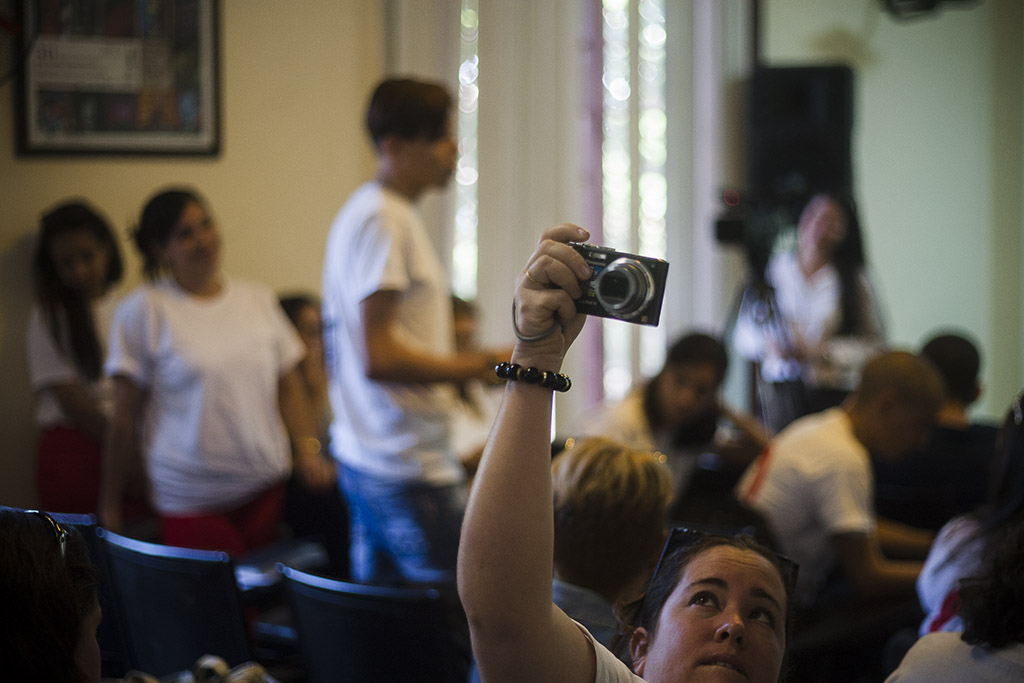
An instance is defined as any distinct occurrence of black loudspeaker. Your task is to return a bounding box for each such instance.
[748,65,854,207]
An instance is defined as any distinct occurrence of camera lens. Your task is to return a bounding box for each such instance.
[594,258,655,319]
[599,272,630,300]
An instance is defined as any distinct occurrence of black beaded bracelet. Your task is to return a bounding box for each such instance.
[494,361,572,392]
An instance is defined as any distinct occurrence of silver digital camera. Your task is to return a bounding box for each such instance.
[571,243,669,326]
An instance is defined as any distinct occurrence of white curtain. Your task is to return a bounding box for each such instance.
[382,0,755,427]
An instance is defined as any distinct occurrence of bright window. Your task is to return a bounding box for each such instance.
[601,0,667,400]
[453,0,480,301]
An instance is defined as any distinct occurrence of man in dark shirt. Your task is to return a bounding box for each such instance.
[874,332,998,531]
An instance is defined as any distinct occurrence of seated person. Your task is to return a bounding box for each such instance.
[736,350,942,612]
[458,224,796,683]
[551,436,672,654]
[874,331,999,531]
[469,434,674,682]
[574,332,769,516]
[0,507,101,683]
[886,517,1024,682]
[916,390,1024,635]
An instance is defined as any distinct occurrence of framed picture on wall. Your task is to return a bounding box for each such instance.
[14,0,219,156]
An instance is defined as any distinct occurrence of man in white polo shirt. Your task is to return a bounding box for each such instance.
[736,350,941,610]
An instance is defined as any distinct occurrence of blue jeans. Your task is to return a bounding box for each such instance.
[340,465,467,586]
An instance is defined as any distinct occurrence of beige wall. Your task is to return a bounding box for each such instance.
[0,1,385,507]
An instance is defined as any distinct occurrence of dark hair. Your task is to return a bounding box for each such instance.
[801,191,869,336]
[279,293,319,327]
[976,394,1024,534]
[665,332,729,381]
[920,332,982,405]
[958,518,1024,648]
[615,532,793,678]
[32,200,123,381]
[643,333,727,444]
[365,78,453,149]
[133,187,205,279]
[934,393,1024,576]
[0,509,99,682]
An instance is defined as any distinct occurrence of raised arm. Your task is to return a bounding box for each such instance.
[457,224,596,683]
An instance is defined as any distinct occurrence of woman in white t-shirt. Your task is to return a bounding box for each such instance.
[458,224,795,683]
[27,200,124,514]
[99,188,334,555]
[733,192,885,430]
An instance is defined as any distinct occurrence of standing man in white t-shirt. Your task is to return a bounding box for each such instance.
[322,78,506,587]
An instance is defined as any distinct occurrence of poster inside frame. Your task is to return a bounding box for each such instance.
[16,0,219,155]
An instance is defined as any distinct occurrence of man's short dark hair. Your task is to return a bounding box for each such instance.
[664,332,729,384]
[921,332,981,405]
[365,78,453,149]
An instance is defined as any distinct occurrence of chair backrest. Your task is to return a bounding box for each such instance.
[97,529,253,677]
[281,565,462,683]
[49,512,131,678]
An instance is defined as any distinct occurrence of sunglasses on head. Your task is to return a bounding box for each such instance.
[646,527,799,603]
[26,509,70,562]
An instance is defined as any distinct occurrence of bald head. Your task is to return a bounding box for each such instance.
[847,350,943,459]
[856,351,944,412]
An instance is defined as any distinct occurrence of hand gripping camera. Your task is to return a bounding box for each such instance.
[571,243,669,326]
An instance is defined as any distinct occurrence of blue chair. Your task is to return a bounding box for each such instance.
[49,512,131,678]
[281,565,465,683]
[97,529,253,677]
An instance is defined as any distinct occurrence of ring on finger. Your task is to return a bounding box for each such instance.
[525,270,546,287]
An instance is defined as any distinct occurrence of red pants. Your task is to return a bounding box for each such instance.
[37,425,153,521]
[160,484,286,557]
[36,426,102,514]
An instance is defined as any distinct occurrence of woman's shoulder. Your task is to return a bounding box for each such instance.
[920,514,984,583]
[222,275,269,295]
[889,632,1024,682]
[934,514,981,546]
[218,276,281,311]
[111,280,183,322]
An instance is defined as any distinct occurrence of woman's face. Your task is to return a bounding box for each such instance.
[49,229,111,299]
[74,598,102,683]
[158,200,221,287]
[797,195,847,259]
[653,361,720,428]
[631,545,787,683]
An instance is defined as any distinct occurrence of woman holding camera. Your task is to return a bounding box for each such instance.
[458,224,795,683]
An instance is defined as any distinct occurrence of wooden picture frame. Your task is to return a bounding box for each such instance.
[15,0,219,156]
